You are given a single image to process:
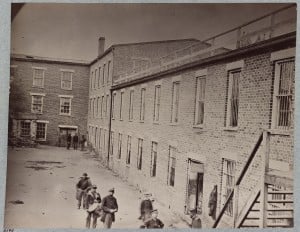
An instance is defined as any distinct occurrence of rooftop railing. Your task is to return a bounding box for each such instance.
[115,4,296,84]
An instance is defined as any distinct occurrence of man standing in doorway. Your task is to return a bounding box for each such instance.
[101,188,118,228]
[73,133,79,150]
[67,133,72,150]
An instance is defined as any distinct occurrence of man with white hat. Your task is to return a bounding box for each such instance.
[100,188,118,228]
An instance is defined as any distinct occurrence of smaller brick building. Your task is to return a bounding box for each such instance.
[9,54,90,146]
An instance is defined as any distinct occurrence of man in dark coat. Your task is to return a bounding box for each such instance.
[189,209,202,228]
[80,135,86,151]
[144,209,164,229]
[86,185,101,228]
[100,188,118,229]
[67,133,72,150]
[76,173,92,209]
[139,193,153,222]
[73,133,79,150]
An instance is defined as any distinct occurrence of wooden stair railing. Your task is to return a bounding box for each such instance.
[212,131,264,228]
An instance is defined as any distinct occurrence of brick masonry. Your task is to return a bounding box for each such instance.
[10,57,90,145]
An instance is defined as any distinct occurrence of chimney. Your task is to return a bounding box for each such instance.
[98,37,105,56]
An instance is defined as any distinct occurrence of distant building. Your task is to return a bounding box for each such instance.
[9,54,90,146]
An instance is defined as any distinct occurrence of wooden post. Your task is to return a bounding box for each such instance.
[233,185,240,227]
[259,130,270,228]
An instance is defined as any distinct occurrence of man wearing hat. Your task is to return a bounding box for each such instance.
[100,188,118,228]
[139,193,153,222]
[76,173,92,209]
[144,209,164,229]
[86,185,101,228]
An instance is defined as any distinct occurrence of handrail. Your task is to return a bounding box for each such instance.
[212,131,264,228]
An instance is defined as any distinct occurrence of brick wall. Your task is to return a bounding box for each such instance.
[106,45,295,227]
[10,58,89,145]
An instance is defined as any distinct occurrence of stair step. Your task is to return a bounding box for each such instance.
[267,208,293,211]
[267,223,293,228]
[267,215,294,219]
[268,191,293,194]
[256,200,293,204]
[240,225,259,228]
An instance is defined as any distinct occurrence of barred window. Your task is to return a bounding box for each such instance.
[137,138,143,170]
[126,135,131,164]
[118,133,122,159]
[31,95,43,114]
[33,68,45,88]
[61,71,72,90]
[153,85,161,122]
[150,142,158,177]
[20,121,31,137]
[272,60,294,130]
[140,88,146,121]
[171,82,180,123]
[226,70,240,127]
[129,90,134,121]
[36,122,46,140]
[168,146,176,186]
[195,77,206,125]
[221,158,236,217]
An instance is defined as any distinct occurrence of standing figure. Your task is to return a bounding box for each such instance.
[100,188,118,229]
[189,209,202,228]
[144,209,164,229]
[86,185,101,228]
[81,135,86,151]
[67,133,72,150]
[73,133,79,150]
[139,193,153,222]
[208,185,217,220]
[76,173,92,209]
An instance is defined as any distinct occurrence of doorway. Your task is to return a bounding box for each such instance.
[58,127,77,147]
[186,159,204,214]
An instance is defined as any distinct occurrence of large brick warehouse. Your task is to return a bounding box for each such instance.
[9,5,296,229]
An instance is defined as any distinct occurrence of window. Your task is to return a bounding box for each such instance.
[225,70,240,127]
[98,67,101,88]
[110,131,114,156]
[99,128,102,150]
[137,138,143,170]
[195,77,206,125]
[112,92,116,119]
[153,85,161,122]
[118,133,122,159]
[272,60,295,130]
[103,129,106,153]
[126,135,131,164]
[101,96,104,118]
[140,88,146,121]
[171,82,180,123]
[120,91,124,120]
[89,98,92,115]
[107,61,111,84]
[59,96,72,116]
[106,94,109,118]
[150,142,158,177]
[97,97,100,117]
[91,71,94,89]
[167,147,176,187]
[94,70,97,89]
[129,90,134,121]
[103,64,106,85]
[31,94,44,114]
[33,68,45,88]
[61,71,73,90]
[20,121,31,137]
[36,122,47,140]
[221,158,236,217]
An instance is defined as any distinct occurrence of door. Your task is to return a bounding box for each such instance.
[58,128,77,147]
[187,159,204,214]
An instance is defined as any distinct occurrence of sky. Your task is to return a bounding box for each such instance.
[11,3,292,61]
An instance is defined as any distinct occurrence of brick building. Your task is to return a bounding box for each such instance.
[88,5,296,228]
[9,54,90,146]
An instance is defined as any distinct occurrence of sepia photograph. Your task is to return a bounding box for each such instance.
[4,2,296,229]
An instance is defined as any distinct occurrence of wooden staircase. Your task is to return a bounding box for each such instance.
[213,130,294,228]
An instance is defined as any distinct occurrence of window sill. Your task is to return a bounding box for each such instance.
[193,125,204,129]
[139,120,145,123]
[36,138,46,142]
[31,112,43,115]
[223,127,238,131]
[267,129,293,136]
[61,88,72,91]
[169,122,179,126]
[59,114,71,117]
[153,121,160,125]
[32,86,44,89]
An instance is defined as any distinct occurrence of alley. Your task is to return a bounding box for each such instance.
[4,146,188,229]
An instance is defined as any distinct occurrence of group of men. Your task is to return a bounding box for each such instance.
[76,173,118,229]
[76,173,203,229]
[67,134,86,150]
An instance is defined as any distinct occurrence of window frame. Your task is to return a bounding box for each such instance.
[137,138,143,170]
[30,93,45,114]
[36,121,48,141]
[170,81,180,124]
[153,85,161,123]
[59,95,73,116]
[118,133,122,159]
[150,142,158,177]
[112,92,116,120]
[129,90,134,121]
[32,67,46,88]
[194,76,206,127]
[20,120,31,137]
[140,88,146,122]
[60,70,73,90]
[167,146,176,187]
[110,131,114,156]
[120,91,124,121]
[126,135,131,165]
[102,63,106,86]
